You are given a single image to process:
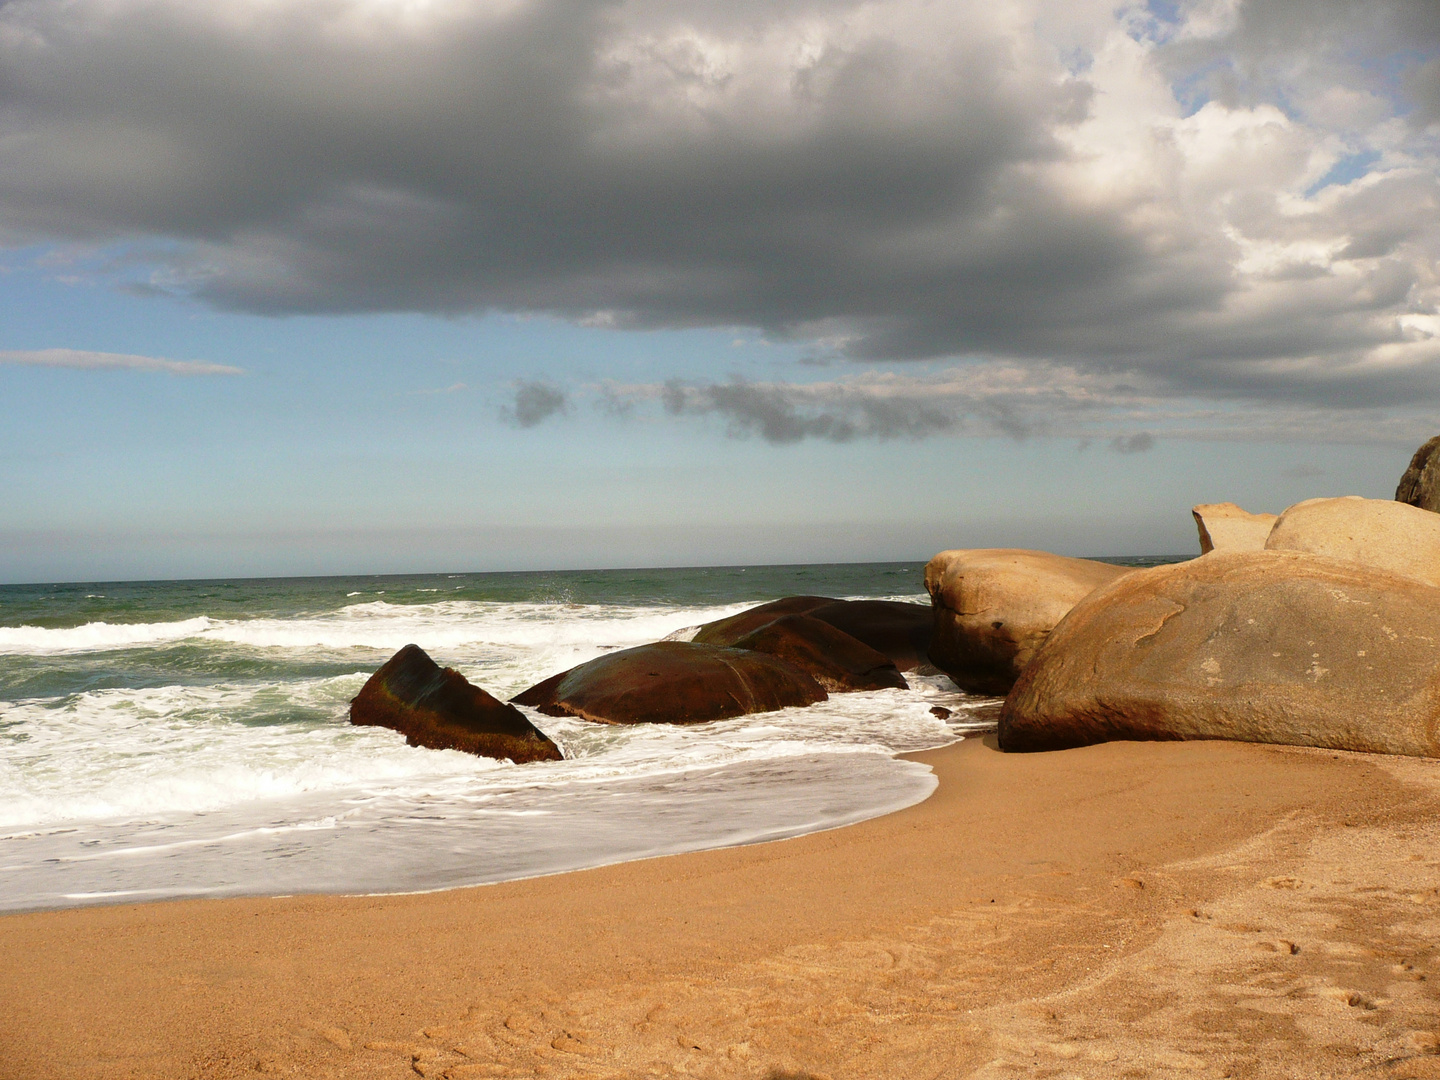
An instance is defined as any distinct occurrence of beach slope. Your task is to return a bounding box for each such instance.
[3,737,1439,1079]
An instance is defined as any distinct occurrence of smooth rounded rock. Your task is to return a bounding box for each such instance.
[692,596,840,647]
[693,595,930,673]
[730,614,908,693]
[351,644,563,763]
[1192,502,1277,554]
[511,640,827,725]
[924,549,1133,695]
[806,600,934,672]
[1000,550,1440,758]
[1265,495,1440,587]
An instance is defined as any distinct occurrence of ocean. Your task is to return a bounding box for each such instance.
[0,562,1009,913]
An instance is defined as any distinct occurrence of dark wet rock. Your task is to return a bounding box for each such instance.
[1000,550,1440,758]
[351,644,562,763]
[692,596,840,646]
[1396,435,1440,512]
[730,614,908,693]
[689,595,919,689]
[806,600,934,672]
[511,640,827,725]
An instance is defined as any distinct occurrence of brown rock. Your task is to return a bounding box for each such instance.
[730,614,908,693]
[806,600,934,672]
[1000,550,1440,758]
[682,596,910,688]
[924,549,1132,695]
[1265,495,1440,587]
[1396,435,1440,512]
[1191,502,1277,554]
[691,596,839,646]
[511,641,827,725]
[351,644,562,763]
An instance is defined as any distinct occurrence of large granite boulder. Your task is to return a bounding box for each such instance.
[1265,495,1440,588]
[692,596,839,646]
[1000,550,1440,758]
[806,600,934,672]
[730,614,908,693]
[511,641,827,725]
[924,549,1133,695]
[1396,435,1440,512]
[351,644,562,763]
[1192,502,1277,553]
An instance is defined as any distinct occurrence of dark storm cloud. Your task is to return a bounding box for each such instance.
[1406,58,1440,126]
[1109,432,1155,454]
[657,378,959,444]
[604,364,1440,446]
[504,380,568,428]
[1,0,1438,412]
[614,364,1138,444]
[1172,0,1440,71]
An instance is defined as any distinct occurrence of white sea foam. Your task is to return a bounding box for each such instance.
[0,672,981,833]
[0,600,756,659]
[0,591,932,658]
[0,678,477,829]
[0,617,217,653]
[0,586,991,911]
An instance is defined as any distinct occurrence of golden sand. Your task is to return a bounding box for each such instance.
[4,736,1439,1079]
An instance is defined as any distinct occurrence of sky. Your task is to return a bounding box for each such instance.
[1,0,1438,583]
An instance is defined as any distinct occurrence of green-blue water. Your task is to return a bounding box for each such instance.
[0,559,1179,912]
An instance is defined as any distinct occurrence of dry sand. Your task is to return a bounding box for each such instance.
[4,735,1440,1080]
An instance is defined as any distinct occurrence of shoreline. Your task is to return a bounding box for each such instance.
[5,736,1440,1078]
[0,727,964,916]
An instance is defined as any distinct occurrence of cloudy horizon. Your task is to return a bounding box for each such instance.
[1,0,1438,581]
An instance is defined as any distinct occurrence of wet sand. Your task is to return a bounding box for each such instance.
[3,735,1440,1079]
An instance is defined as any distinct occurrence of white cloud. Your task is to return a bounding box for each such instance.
[0,349,243,375]
[0,0,1435,411]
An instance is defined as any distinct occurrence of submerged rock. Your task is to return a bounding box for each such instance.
[1000,550,1440,758]
[1265,496,1440,588]
[1396,435,1440,512]
[730,614,908,693]
[924,549,1132,695]
[806,600,934,672]
[1191,502,1277,553]
[511,640,827,725]
[351,644,562,763]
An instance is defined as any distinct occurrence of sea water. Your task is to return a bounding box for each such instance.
[0,563,1010,913]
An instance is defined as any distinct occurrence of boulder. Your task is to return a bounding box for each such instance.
[511,641,827,725]
[806,600,934,672]
[1265,496,1440,588]
[730,614,908,693]
[692,594,930,673]
[1191,502,1277,553]
[692,596,840,646]
[1000,550,1440,758]
[924,549,1133,695]
[1396,435,1440,512]
[351,644,562,763]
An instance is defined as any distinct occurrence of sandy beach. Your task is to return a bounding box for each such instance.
[4,734,1440,1080]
